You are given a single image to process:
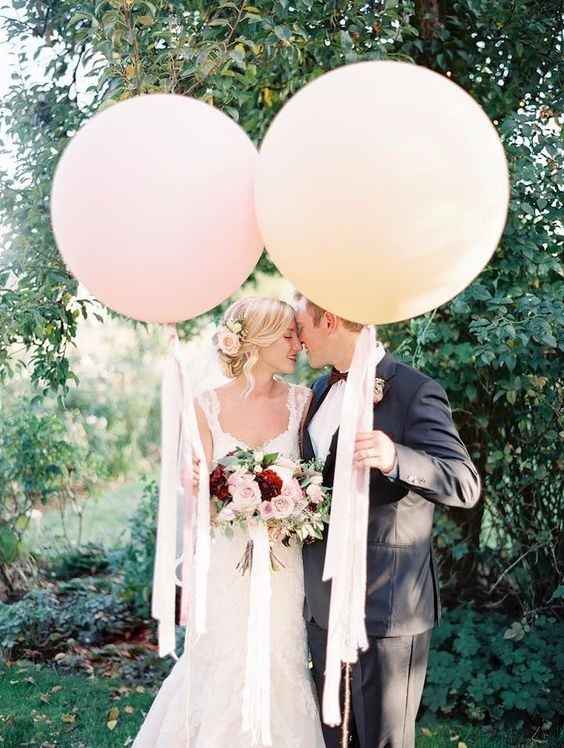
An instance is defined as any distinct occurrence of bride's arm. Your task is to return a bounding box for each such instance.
[194,401,213,467]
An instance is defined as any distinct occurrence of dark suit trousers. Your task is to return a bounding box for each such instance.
[307,620,432,748]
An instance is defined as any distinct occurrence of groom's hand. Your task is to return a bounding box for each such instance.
[354,431,397,474]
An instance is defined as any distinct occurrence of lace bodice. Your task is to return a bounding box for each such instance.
[197,383,312,463]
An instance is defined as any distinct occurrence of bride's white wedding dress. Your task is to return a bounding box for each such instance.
[133,383,325,747]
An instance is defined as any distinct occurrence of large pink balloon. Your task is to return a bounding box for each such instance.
[51,94,263,323]
[255,61,509,325]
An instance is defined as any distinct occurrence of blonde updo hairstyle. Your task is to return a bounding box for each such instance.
[216,297,295,396]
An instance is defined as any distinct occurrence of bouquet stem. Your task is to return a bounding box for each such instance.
[236,540,287,575]
[236,539,254,575]
[269,547,286,572]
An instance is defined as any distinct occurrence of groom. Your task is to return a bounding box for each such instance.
[295,294,481,748]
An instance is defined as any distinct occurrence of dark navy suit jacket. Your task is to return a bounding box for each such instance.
[301,351,481,637]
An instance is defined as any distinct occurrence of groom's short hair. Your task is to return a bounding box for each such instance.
[294,292,363,333]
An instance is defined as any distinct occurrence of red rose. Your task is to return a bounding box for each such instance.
[209,466,231,503]
[256,469,283,500]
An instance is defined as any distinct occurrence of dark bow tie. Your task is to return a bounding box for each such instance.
[328,368,348,387]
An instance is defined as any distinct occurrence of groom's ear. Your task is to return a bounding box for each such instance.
[324,311,339,334]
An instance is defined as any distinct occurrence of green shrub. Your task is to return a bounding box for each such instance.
[118,478,159,618]
[0,397,98,587]
[424,607,564,729]
[0,578,139,659]
[47,542,115,580]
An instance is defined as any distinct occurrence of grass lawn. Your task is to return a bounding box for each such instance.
[0,661,155,747]
[25,471,159,554]
[0,661,561,748]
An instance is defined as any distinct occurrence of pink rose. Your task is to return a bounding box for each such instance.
[294,496,309,513]
[306,483,324,504]
[230,478,261,513]
[271,495,295,519]
[259,501,275,520]
[281,478,304,503]
[217,327,241,356]
[228,469,249,489]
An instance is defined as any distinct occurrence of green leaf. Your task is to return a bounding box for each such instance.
[542,334,557,347]
[263,452,279,467]
[0,527,20,564]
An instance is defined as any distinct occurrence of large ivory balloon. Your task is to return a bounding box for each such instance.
[255,61,509,324]
[51,94,263,323]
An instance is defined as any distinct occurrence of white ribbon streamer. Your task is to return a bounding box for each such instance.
[152,342,182,657]
[322,326,385,726]
[242,520,273,746]
[152,331,210,661]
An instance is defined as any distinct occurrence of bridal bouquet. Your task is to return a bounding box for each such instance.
[208,448,331,572]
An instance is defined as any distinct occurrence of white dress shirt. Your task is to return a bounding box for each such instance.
[307,377,399,477]
[308,380,346,462]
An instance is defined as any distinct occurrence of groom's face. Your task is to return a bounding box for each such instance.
[295,299,332,369]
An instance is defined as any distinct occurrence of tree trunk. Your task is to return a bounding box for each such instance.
[415,0,442,40]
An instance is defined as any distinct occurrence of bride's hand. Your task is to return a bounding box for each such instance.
[181,455,201,492]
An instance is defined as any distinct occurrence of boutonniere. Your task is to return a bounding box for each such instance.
[374,377,386,404]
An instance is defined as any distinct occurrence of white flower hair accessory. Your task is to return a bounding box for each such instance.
[215,318,247,357]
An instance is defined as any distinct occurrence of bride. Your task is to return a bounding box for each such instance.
[133,297,325,747]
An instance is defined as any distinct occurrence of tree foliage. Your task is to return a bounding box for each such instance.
[0,0,562,612]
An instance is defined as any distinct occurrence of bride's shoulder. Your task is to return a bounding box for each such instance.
[288,382,313,406]
[195,386,220,410]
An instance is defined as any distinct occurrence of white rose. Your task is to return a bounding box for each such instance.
[272,465,293,484]
[253,451,264,463]
[217,504,237,522]
[275,456,298,471]
[306,483,324,504]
